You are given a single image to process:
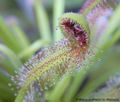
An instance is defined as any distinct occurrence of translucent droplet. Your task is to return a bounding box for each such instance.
[8,83,12,87]
[44,86,48,90]
[14,93,17,96]
[14,70,18,74]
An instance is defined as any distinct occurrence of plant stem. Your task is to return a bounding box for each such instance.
[34,0,51,41]
[53,0,65,41]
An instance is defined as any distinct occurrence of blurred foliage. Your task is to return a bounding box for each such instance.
[0,0,120,102]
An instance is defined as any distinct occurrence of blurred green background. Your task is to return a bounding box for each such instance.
[0,0,120,102]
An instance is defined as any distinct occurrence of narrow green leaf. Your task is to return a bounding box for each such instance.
[0,17,29,53]
[64,69,87,102]
[34,0,51,41]
[48,75,72,102]
[81,0,101,15]
[19,39,48,61]
[53,0,65,41]
[10,25,30,49]
[99,4,120,45]
[0,44,22,74]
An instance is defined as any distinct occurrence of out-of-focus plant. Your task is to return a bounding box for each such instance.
[0,0,65,101]
[0,0,120,102]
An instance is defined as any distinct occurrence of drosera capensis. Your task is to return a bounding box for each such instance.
[13,0,120,101]
[14,13,92,102]
[12,0,120,101]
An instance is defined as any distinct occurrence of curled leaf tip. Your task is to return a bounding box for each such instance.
[59,12,90,51]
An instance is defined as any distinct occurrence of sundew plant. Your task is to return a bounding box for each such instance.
[0,0,120,102]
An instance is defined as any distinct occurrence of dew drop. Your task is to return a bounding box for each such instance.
[44,86,48,90]
[14,70,18,74]
[14,93,17,96]
[8,83,12,87]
